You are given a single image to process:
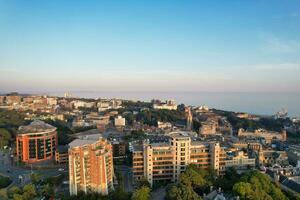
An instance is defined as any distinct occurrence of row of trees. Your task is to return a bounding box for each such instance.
[65,186,150,200]
[165,165,294,200]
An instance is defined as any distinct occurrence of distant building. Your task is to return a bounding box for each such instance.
[195,105,209,113]
[0,96,5,104]
[68,134,114,195]
[114,116,126,127]
[23,96,34,104]
[6,95,21,105]
[225,151,255,170]
[47,97,58,106]
[258,149,288,166]
[97,99,122,112]
[157,121,172,129]
[64,92,72,98]
[238,128,287,144]
[199,120,217,136]
[73,101,95,109]
[16,120,58,163]
[153,100,177,110]
[236,113,260,121]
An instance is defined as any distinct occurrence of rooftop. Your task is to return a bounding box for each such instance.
[69,134,103,148]
[18,120,56,134]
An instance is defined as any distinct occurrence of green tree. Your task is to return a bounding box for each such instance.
[233,170,288,200]
[166,184,202,200]
[41,184,54,198]
[8,186,21,198]
[233,182,253,200]
[110,187,130,200]
[22,184,37,200]
[0,175,12,188]
[0,128,11,149]
[30,173,41,185]
[13,194,24,200]
[180,167,206,187]
[131,186,150,200]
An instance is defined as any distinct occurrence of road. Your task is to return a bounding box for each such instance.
[0,151,67,188]
[116,165,134,192]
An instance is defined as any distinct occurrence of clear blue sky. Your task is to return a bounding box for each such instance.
[0,0,300,93]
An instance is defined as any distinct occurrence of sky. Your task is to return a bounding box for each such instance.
[0,0,300,93]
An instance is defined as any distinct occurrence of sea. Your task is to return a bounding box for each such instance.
[46,91,300,118]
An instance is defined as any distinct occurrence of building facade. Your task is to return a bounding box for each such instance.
[132,132,226,186]
[16,120,57,163]
[224,151,255,170]
[68,134,114,195]
[238,128,287,143]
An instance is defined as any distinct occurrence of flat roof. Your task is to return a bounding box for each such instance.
[69,134,102,148]
[18,120,56,134]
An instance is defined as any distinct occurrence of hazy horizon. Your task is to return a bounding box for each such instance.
[2,90,299,117]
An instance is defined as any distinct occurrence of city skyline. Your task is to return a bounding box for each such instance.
[1,1,300,93]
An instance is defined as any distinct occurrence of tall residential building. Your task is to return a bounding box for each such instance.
[132,132,226,186]
[68,134,114,195]
[16,120,57,163]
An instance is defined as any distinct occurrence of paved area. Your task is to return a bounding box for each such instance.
[151,187,166,200]
[0,151,67,188]
[116,165,134,192]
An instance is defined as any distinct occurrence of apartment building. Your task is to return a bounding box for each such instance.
[16,120,57,163]
[6,95,22,105]
[153,100,177,110]
[199,120,218,136]
[132,132,226,186]
[224,151,255,170]
[68,134,114,195]
[238,128,287,143]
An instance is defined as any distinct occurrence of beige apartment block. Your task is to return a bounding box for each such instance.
[132,132,226,186]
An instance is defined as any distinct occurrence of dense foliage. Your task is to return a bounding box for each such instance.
[0,109,28,148]
[0,175,12,189]
[8,184,37,200]
[166,183,202,200]
[212,109,291,132]
[131,186,151,200]
[232,170,288,200]
[166,165,215,200]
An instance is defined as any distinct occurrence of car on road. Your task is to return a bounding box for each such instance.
[58,168,65,172]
